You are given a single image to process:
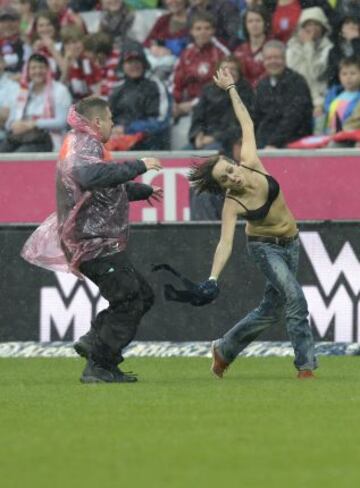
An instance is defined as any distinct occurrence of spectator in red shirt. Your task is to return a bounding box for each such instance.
[172,12,229,120]
[46,0,86,32]
[271,0,301,43]
[234,5,271,88]
[144,0,189,56]
[60,26,101,101]
[188,0,241,49]
[144,0,189,80]
[83,32,122,99]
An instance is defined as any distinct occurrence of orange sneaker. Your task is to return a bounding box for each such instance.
[211,342,230,378]
[297,370,315,379]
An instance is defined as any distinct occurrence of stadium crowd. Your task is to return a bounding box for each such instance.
[0,0,359,154]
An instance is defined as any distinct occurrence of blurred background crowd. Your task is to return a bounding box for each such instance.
[0,0,359,155]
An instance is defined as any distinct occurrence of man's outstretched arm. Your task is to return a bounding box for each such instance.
[73,156,162,191]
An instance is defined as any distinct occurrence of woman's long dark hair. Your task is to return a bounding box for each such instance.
[188,155,235,194]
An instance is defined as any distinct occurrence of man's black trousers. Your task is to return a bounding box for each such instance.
[79,251,154,365]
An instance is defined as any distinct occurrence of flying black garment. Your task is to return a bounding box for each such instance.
[153,264,219,306]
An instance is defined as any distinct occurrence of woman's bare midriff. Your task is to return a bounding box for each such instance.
[244,191,298,238]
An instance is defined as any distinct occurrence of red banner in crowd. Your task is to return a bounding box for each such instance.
[0,154,359,223]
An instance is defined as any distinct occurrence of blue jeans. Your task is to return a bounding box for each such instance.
[214,238,317,370]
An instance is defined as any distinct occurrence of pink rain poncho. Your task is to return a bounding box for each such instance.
[21,106,129,276]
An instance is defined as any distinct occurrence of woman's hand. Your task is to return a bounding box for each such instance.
[213,67,235,91]
[147,186,163,206]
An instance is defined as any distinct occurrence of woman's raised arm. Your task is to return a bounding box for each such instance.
[213,68,262,168]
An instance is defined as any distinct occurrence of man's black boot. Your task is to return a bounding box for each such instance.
[80,359,115,383]
[80,337,138,383]
[111,365,138,383]
[73,326,97,359]
[80,360,138,384]
[109,348,138,382]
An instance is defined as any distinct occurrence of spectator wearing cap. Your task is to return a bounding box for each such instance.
[0,6,28,75]
[326,13,360,88]
[268,1,340,40]
[0,52,72,152]
[254,40,313,149]
[286,7,333,132]
[109,42,171,150]
[0,52,20,142]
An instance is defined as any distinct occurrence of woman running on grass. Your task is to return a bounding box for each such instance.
[188,67,317,379]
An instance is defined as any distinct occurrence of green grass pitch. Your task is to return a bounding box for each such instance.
[1,356,360,488]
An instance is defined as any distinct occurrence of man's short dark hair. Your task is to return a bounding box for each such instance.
[339,56,360,71]
[190,12,216,29]
[28,53,49,66]
[75,96,109,120]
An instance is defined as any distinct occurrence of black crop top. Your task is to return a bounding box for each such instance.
[226,164,280,221]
